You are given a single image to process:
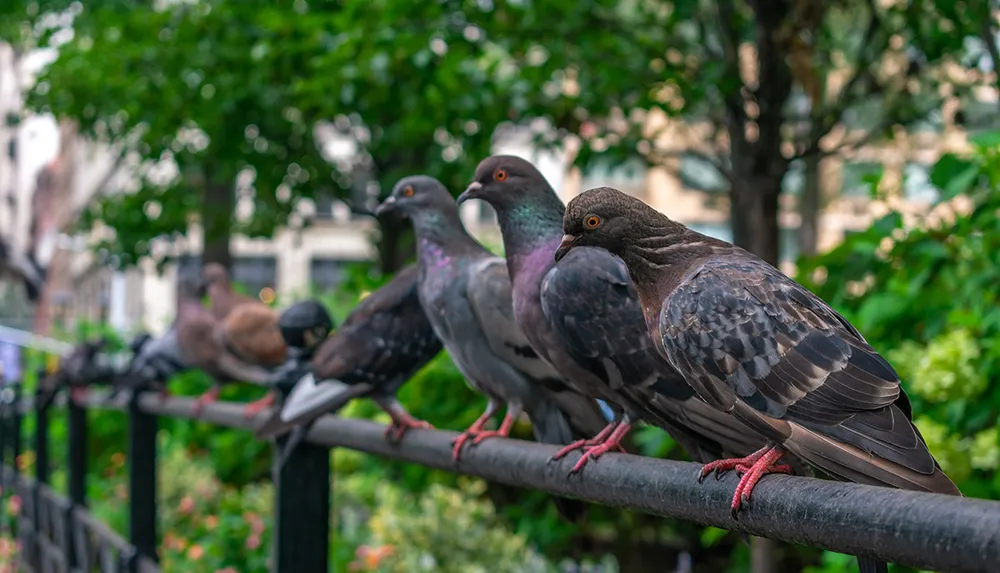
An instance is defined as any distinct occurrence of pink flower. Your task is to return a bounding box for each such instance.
[178,496,195,515]
[204,515,219,530]
[7,495,22,514]
[215,568,238,573]
[246,534,261,550]
[187,544,204,560]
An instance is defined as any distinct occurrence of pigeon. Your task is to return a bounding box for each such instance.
[37,337,115,410]
[0,235,44,302]
[557,186,961,515]
[255,265,442,465]
[459,156,806,478]
[200,263,289,417]
[106,328,190,403]
[375,176,609,472]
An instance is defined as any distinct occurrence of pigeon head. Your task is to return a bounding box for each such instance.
[556,186,662,262]
[458,155,551,209]
[375,175,454,219]
[177,275,206,300]
[201,262,230,288]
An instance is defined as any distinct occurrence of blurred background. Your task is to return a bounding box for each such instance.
[0,0,998,571]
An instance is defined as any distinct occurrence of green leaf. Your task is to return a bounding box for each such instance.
[931,153,980,199]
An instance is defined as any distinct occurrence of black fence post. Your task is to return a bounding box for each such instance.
[271,433,331,573]
[127,393,158,569]
[67,390,87,507]
[32,370,50,571]
[65,387,88,572]
[11,380,22,481]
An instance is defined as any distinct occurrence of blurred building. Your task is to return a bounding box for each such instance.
[4,41,997,337]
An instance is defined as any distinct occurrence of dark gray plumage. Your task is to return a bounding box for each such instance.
[255,265,442,465]
[378,175,610,521]
[460,155,805,478]
[559,187,962,573]
[377,176,608,448]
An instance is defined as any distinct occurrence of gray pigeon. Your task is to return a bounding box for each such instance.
[377,176,608,458]
[459,155,808,478]
[377,175,609,520]
[558,186,962,573]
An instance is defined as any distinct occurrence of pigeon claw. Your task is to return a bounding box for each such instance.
[565,421,632,475]
[243,392,277,419]
[384,417,433,443]
[450,431,478,461]
[470,429,509,446]
[551,422,619,461]
[697,445,770,484]
[727,447,791,520]
[192,387,220,417]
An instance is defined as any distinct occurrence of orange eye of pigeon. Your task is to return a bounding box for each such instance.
[402,186,414,197]
[494,169,507,181]
[585,215,601,229]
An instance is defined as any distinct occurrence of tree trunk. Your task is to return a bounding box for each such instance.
[730,173,783,266]
[797,152,821,257]
[201,181,233,269]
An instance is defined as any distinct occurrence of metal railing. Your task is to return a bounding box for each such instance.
[2,376,1000,573]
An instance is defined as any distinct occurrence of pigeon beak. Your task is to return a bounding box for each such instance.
[554,234,579,262]
[374,196,396,217]
[457,181,482,204]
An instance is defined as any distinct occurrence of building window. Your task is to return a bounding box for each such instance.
[840,161,882,198]
[232,256,277,298]
[903,162,939,203]
[176,254,202,283]
[688,222,800,263]
[955,97,1000,133]
[783,160,804,196]
[581,157,648,199]
[309,258,354,294]
[678,154,727,194]
[314,193,335,220]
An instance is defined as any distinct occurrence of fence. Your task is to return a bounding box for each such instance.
[1,372,1000,573]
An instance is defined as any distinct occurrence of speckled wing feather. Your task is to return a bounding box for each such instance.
[659,255,955,491]
[538,247,785,464]
[257,266,442,438]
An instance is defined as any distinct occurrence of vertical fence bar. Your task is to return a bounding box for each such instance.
[271,435,331,573]
[0,377,7,522]
[67,389,87,506]
[127,393,158,570]
[33,372,50,571]
[11,380,22,480]
[64,390,89,571]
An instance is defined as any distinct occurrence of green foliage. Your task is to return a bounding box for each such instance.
[797,132,1000,570]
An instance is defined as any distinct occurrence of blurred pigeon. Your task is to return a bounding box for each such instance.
[0,235,44,302]
[558,186,961,572]
[459,156,807,477]
[106,329,189,403]
[256,265,442,465]
[376,176,609,471]
[37,337,115,410]
[200,263,288,417]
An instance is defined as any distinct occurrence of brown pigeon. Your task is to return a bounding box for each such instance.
[174,276,276,415]
[556,186,960,504]
[200,263,288,417]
